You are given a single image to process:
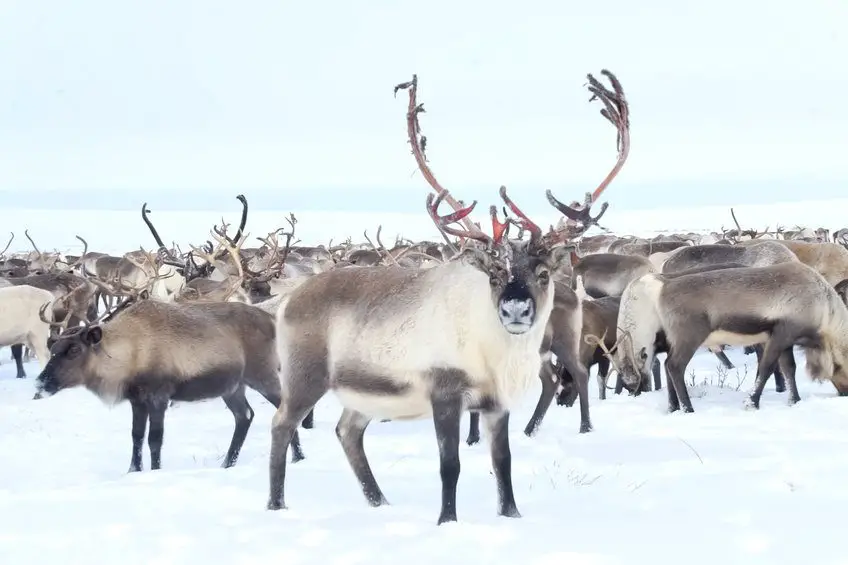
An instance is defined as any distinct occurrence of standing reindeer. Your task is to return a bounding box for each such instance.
[34,292,307,471]
[268,69,625,524]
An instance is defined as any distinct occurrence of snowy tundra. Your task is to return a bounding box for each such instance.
[2,342,847,564]
[2,204,848,564]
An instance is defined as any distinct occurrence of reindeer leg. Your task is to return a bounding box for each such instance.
[336,408,387,507]
[777,349,799,405]
[146,398,168,470]
[665,362,680,412]
[752,343,785,393]
[221,385,254,468]
[596,357,609,400]
[482,409,520,519]
[523,360,558,437]
[128,397,149,472]
[652,357,662,391]
[11,344,25,379]
[253,389,305,463]
[466,412,481,446]
[301,408,315,429]
[664,341,701,413]
[431,394,463,525]
[772,359,787,393]
[268,371,327,510]
[559,355,592,433]
[713,348,735,370]
[746,329,797,409]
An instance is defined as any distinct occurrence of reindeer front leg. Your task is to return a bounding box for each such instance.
[432,395,463,524]
[146,399,168,470]
[128,398,148,472]
[482,409,520,519]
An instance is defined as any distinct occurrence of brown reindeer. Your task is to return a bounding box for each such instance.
[615,261,848,413]
[35,296,307,471]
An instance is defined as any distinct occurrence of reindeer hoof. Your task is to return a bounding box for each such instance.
[579,421,593,433]
[465,434,480,446]
[743,397,759,410]
[267,499,286,511]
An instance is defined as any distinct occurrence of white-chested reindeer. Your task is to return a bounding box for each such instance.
[614,261,848,413]
[267,70,626,524]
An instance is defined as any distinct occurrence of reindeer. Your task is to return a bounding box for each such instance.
[608,239,690,256]
[768,240,848,286]
[614,261,848,413]
[0,285,68,376]
[836,279,848,306]
[571,253,655,298]
[21,230,66,275]
[268,69,627,523]
[34,293,308,471]
[5,267,97,378]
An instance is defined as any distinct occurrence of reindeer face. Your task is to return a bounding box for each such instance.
[615,339,652,392]
[461,240,571,335]
[35,326,103,397]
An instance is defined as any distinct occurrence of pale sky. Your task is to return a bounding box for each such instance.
[1,0,845,212]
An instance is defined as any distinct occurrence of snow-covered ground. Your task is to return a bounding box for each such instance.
[1,346,846,564]
[1,204,847,564]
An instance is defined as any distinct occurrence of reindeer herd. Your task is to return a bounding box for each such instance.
[2,69,848,525]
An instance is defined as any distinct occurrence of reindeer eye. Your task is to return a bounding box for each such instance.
[538,270,550,284]
[639,348,648,361]
[489,275,500,287]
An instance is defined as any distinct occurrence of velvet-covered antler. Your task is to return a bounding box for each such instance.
[547,69,630,243]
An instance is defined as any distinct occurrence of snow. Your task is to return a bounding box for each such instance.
[2,337,846,563]
[2,206,848,564]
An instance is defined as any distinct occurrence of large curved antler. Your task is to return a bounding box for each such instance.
[394,75,479,234]
[546,69,630,243]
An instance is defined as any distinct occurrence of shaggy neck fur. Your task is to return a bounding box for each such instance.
[806,288,848,390]
[616,273,664,380]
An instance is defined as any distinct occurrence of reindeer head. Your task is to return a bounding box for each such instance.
[428,188,570,335]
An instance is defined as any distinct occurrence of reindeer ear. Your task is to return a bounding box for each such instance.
[457,247,490,272]
[546,245,574,273]
[82,326,103,346]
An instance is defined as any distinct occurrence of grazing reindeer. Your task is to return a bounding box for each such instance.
[268,69,626,524]
[614,262,848,413]
[661,238,800,391]
[34,297,307,471]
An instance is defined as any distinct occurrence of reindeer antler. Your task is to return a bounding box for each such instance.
[426,190,502,248]
[546,69,629,243]
[0,232,14,259]
[394,75,479,234]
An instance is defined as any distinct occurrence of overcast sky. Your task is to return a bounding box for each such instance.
[0,0,845,212]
